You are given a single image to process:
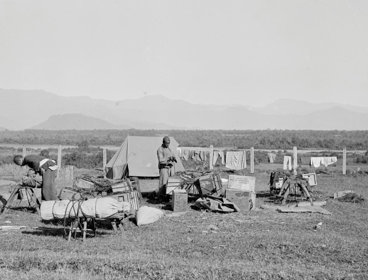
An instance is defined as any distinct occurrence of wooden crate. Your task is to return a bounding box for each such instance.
[111,180,131,193]
[225,189,255,211]
[302,173,317,186]
[196,174,223,196]
[228,175,255,192]
[113,190,140,212]
[166,178,182,195]
[172,189,188,212]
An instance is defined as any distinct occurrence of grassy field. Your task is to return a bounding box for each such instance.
[0,162,367,279]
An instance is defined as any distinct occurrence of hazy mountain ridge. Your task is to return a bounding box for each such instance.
[1,89,368,130]
[252,98,368,116]
[32,114,128,130]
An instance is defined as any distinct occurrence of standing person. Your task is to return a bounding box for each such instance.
[13,154,59,201]
[157,136,177,200]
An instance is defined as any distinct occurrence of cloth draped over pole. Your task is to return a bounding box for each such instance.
[267,152,277,163]
[178,147,250,171]
[177,147,210,162]
[225,150,247,170]
[310,157,337,168]
[283,156,292,170]
[213,151,225,165]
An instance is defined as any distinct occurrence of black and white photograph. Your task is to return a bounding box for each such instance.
[0,1,367,279]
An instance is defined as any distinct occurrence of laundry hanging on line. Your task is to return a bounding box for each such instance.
[178,147,208,162]
[283,156,292,170]
[310,157,337,168]
[268,153,277,163]
[213,151,225,165]
[225,150,247,170]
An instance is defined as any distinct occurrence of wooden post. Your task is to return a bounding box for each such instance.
[343,147,346,175]
[293,146,298,175]
[103,148,107,178]
[57,145,62,176]
[22,146,26,157]
[250,147,254,174]
[209,145,214,170]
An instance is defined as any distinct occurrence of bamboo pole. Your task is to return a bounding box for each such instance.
[103,148,107,178]
[250,147,254,174]
[209,145,214,170]
[57,145,62,176]
[293,146,298,175]
[343,147,347,175]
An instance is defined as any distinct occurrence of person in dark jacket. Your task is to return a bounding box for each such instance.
[13,154,59,201]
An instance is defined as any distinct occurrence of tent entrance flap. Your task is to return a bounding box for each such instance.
[105,164,128,180]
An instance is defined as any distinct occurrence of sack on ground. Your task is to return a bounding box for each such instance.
[136,206,164,226]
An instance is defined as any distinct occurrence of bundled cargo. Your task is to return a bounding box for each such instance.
[111,180,132,193]
[112,190,140,211]
[40,197,130,221]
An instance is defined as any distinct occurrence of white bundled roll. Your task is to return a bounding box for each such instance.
[41,197,130,221]
[40,201,56,220]
[54,200,80,219]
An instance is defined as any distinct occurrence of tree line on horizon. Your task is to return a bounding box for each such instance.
[0,129,367,150]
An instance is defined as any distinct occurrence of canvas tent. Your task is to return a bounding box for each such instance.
[105,136,185,179]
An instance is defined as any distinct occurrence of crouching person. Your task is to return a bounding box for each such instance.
[13,154,59,201]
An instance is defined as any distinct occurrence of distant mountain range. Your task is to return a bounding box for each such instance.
[32,114,128,130]
[1,88,368,130]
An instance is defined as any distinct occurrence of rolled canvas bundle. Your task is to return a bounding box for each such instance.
[41,197,131,221]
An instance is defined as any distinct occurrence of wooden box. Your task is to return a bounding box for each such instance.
[166,178,182,195]
[225,189,256,211]
[196,174,222,196]
[113,190,140,212]
[111,180,131,193]
[172,189,188,212]
[275,178,284,189]
[302,173,317,186]
[228,175,255,192]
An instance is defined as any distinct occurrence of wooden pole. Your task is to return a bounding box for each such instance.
[250,147,254,174]
[293,146,298,175]
[209,145,214,170]
[57,145,62,176]
[103,148,107,178]
[22,146,26,157]
[343,147,347,175]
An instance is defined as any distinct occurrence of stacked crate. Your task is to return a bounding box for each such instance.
[172,189,188,212]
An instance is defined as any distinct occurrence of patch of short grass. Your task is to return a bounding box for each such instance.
[0,164,368,279]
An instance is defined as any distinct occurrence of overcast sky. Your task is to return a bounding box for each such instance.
[0,0,367,106]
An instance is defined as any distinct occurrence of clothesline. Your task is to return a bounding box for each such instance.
[176,147,248,170]
[178,146,248,152]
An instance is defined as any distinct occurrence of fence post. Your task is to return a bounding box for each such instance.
[22,146,26,157]
[57,145,62,176]
[103,148,107,178]
[293,146,298,175]
[250,147,254,174]
[343,147,346,175]
[209,145,214,170]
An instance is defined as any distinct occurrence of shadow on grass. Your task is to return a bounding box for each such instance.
[256,191,272,198]
[22,226,67,237]
[22,226,111,240]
